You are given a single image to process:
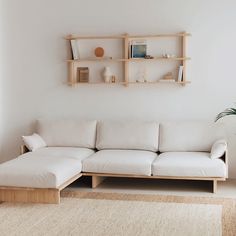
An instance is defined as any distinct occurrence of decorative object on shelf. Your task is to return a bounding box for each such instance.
[162,53,176,58]
[94,47,105,57]
[215,106,236,121]
[177,65,184,82]
[142,68,148,82]
[130,40,147,58]
[163,72,174,80]
[136,67,147,83]
[77,67,89,83]
[111,76,116,83]
[70,39,80,60]
[103,66,112,83]
[144,55,154,59]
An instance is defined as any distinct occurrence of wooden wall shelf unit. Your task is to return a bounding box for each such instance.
[65,32,191,87]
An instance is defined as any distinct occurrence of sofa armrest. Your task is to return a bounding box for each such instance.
[20,145,29,155]
[220,150,228,178]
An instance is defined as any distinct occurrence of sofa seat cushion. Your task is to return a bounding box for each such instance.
[33,147,95,161]
[152,152,227,178]
[82,150,158,176]
[0,148,95,189]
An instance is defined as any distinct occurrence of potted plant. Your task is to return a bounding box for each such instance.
[216,107,236,121]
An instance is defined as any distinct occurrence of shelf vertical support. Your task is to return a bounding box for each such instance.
[68,61,77,86]
[181,31,187,86]
[124,33,129,87]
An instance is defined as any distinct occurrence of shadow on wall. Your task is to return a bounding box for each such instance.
[0,120,36,164]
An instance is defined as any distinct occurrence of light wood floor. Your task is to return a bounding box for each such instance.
[64,176,236,198]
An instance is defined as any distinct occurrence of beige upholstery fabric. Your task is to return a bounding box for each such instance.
[0,148,95,188]
[37,119,97,148]
[22,133,46,151]
[211,139,227,159]
[159,122,225,152]
[34,147,94,161]
[83,150,158,176]
[96,121,159,152]
[152,152,227,177]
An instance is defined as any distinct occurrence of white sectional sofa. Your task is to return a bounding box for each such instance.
[0,120,228,204]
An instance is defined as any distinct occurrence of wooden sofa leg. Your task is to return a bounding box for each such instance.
[213,180,217,194]
[92,176,106,188]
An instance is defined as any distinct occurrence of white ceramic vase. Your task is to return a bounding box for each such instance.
[103,66,112,83]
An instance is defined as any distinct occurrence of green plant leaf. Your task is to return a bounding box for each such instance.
[215,107,236,121]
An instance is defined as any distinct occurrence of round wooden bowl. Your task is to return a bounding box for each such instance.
[94,47,104,57]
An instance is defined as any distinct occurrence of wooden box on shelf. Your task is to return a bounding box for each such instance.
[77,67,89,83]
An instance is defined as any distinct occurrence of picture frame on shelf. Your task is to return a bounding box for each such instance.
[130,40,147,58]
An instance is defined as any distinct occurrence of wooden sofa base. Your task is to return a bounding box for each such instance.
[83,173,226,194]
[0,187,60,204]
[0,173,82,204]
[0,174,225,204]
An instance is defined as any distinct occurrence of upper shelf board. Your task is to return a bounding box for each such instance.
[65,33,191,40]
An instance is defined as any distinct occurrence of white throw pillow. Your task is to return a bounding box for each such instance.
[22,133,46,151]
[210,139,227,159]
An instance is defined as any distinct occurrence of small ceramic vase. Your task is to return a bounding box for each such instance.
[103,66,112,83]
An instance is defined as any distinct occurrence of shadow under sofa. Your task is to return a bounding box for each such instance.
[0,120,228,204]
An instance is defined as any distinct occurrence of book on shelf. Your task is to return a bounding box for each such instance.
[70,39,80,60]
[177,65,184,82]
[129,40,147,58]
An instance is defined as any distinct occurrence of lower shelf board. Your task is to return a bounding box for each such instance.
[67,81,191,86]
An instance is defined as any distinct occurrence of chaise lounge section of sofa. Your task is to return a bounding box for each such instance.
[0,120,97,203]
[0,120,228,204]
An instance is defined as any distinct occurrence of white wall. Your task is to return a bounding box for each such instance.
[1,0,236,177]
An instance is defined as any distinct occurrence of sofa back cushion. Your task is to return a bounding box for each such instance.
[159,121,225,152]
[96,121,159,152]
[36,119,97,148]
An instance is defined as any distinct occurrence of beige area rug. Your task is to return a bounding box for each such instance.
[62,191,236,236]
[0,198,221,236]
[0,191,235,236]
